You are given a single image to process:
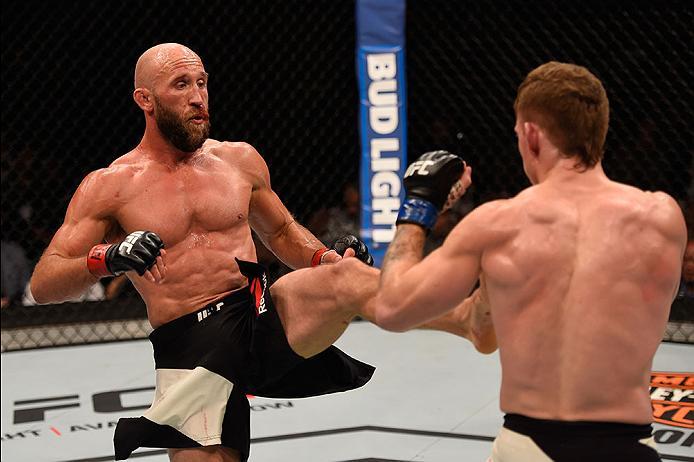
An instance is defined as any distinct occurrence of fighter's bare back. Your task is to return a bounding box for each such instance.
[482,173,684,425]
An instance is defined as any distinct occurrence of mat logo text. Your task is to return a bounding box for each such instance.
[650,372,694,429]
[10,386,292,425]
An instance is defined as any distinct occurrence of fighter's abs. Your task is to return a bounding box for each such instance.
[109,157,258,324]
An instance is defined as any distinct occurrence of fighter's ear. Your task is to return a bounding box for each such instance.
[524,122,540,157]
[133,88,153,112]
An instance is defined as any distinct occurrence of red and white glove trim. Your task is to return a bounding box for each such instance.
[87,244,113,278]
[311,248,330,267]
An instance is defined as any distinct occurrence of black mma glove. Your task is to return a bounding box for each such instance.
[397,150,465,231]
[331,235,374,266]
[311,235,375,267]
[87,231,164,278]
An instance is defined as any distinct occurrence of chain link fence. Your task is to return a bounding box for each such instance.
[2,1,692,350]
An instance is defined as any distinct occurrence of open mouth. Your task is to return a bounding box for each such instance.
[189,115,208,124]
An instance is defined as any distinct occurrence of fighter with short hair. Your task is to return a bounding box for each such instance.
[371,62,686,462]
[30,43,489,462]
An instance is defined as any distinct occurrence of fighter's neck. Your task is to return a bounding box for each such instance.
[538,158,607,186]
[137,132,200,166]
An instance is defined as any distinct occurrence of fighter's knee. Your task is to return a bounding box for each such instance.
[333,257,379,287]
[329,257,379,311]
[335,255,364,273]
[318,258,357,299]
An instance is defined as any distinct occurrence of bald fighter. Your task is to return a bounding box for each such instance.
[371,62,686,461]
[29,43,489,462]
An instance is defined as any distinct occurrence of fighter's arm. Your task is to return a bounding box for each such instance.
[464,275,497,353]
[373,203,495,332]
[30,170,116,303]
[244,145,334,268]
[31,168,166,304]
[651,192,688,301]
[416,274,497,353]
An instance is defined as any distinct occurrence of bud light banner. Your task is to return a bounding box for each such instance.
[356,0,407,267]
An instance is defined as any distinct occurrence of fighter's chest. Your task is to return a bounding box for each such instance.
[114,168,252,243]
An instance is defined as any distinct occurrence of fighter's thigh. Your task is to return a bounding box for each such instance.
[270,258,378,357]
[168,446,241,462]
[271,257,377,317]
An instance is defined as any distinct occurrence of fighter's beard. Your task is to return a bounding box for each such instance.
[154,99,210,153]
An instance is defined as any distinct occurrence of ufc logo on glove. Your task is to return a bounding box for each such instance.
[120,231,145,255]
[404,160,435,177]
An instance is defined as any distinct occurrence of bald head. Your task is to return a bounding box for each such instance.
[134,43,202,90]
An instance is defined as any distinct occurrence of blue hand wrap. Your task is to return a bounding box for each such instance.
[396,197,438,230]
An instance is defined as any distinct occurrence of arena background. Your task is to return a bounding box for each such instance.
[1,0,692,350]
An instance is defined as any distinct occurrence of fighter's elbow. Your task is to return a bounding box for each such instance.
[27,277,50,305]
[27,285,46,305]
[28,269,62,305]
[474,341,498,355]
[472,330,498,354]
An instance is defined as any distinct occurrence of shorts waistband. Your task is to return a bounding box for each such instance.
[149,287,250,345]
[504,413,653,439]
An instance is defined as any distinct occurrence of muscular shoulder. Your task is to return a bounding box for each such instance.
[643,190,687,245]
[465,198,514,223]
[207,140,263,164]
[598,182,686,251]
[445,187,548,250]
[207,140,270,186]
[68,168,123,220]
[610,183,683,224]
[70,152,145,217]
[466,189,535,228]
[447,198,515,248]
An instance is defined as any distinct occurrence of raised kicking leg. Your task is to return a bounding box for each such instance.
[269,257,379,358]
[269,258,496,358]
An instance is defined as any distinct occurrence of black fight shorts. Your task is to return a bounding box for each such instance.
[495,413,661,462]
[113,259,375,461]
